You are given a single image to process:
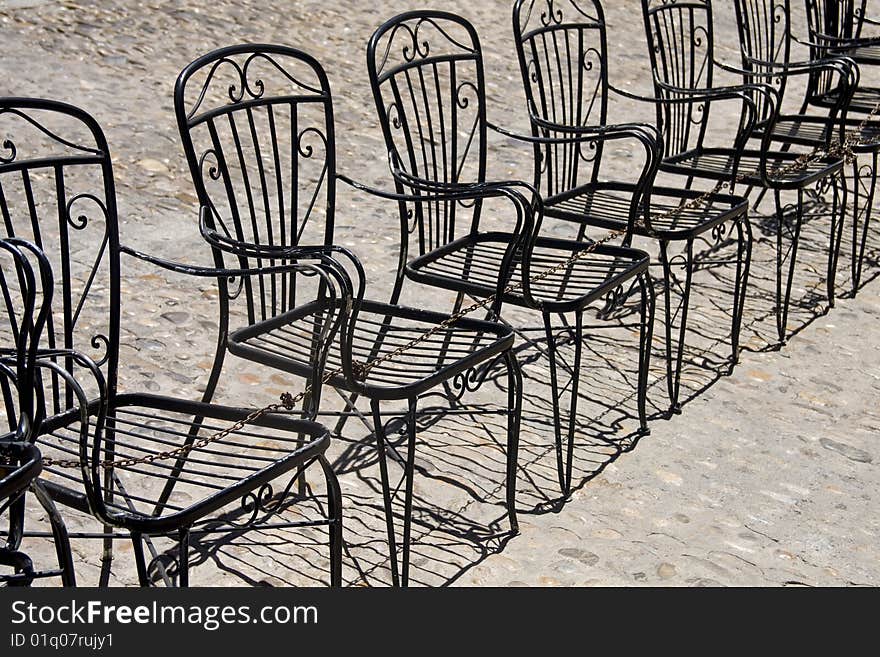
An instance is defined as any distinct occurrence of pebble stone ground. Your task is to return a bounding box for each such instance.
[2,0,878,586]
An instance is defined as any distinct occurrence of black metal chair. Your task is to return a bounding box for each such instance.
[365,11,654,496]
[732,0,880,296]
[0,97,343,587]
[174,44,522,587]
[803,0,880,113]
[510,0,752,415]
[0,238,75,586]
[638,0,847,345]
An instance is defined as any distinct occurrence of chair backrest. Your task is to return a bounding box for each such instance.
[0,239,54,428]
[512,0,610,198]
[175,45,337,325]
[805,0,868,41]
[0,99,120,419]
[367,11,488,257]
[804,0,867,100]
[641,0,716,158]
[734,0,794,117]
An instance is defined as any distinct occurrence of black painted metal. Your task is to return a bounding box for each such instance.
[0,238,74,586]
[511,0,753,414]
[175,44,522,587]
[366,10,655,497]
[638,0,847,344]
[0,98,343,587]
[796,0,880,293]
[804,0,880,112]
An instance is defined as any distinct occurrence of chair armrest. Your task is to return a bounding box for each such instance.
[339,165,544,308]
[715,55,858,84]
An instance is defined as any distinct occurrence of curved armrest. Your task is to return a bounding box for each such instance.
[337,171,532,204]
[715,55,858,84]
[340,164,545,308]
[715,55,856,142]
[808,30,880,49]
[487,119,659,144]
[120,242,346,280]
[488,117,663,232]
[609,80,766,105]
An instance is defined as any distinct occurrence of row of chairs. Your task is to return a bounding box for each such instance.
[2,0,877,586]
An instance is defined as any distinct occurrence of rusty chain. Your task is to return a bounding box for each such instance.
[41,102,880,470]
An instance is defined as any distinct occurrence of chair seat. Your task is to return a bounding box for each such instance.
[406,232,649,314]
[834,41,880,65]
[544,183,748,240]
[36,394,330,535]
[759,115,880,152]
[229,299,514,401]
[810,85,880,114]
[661,147,843,189]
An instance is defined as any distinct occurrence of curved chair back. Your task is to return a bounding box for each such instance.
[0,99,121,420]
[367,11,489,257]
[175,45,337,325]
[641,0,716,159]
[512,0,610,197]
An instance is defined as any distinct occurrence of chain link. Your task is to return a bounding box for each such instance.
[41,103,880,470]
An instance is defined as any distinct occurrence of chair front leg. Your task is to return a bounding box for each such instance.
[826,170,846,307]
[542,310,583,498]
[502,350,522,535]
[317,454,343,587]
[177,527,190,587]
[730,215,754,373]
[370,397,417,587]
[31,480,75,587]
[657,239,695,416]
[849,153,877,295]
[636,271,656,434]
[774,188,805,345]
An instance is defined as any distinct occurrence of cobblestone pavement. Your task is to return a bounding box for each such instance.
[2,0,878,586]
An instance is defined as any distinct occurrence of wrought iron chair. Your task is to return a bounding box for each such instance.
[803,0,880,114]
[510,0,752,415]
[0,238,76,586]
[174,44,522,587]
[638,0,848,344]
[732,0,879,296]
[0,97,343,587]
[365,11,654,496]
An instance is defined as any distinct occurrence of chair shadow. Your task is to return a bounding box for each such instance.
[166,192,879,587]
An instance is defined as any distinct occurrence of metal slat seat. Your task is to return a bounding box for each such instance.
[406,233,648,314]
[37,395,331,536]
[810,85,880,113]
[544,184,748,240]
[228,300,514,401]
[661,148,844,189]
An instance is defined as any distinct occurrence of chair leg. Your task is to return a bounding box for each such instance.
[370,398,417,587]
[851,151,877,295]
[177,528,190,587]
[30,480,75,587]
[131,532,151,587]
[318,454,343,587]
[502,350,521,534]
[657,239,694,416]
[636,272,655,434]
[730,215,753,373]
[827,171,846,308]
[774,188,804,345]
[543,310,582,498]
